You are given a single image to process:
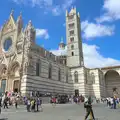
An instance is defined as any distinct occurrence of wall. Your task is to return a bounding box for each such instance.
[21,45,74,96]
[70,67,86,96]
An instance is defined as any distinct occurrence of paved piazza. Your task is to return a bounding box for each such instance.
[0,103,120,120]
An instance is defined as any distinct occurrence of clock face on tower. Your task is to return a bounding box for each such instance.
[3,38,12,51]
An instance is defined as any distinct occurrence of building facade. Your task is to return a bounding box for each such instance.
[0,8,120,99]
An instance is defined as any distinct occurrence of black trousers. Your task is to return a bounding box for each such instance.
[27,105,30,112]
[37,104,39,111]
[0,106,1,114]
[15,103,18,109]
[85,108,95,120]
[4,102,8,109]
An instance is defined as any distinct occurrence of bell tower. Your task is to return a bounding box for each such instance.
[66,7,84,67]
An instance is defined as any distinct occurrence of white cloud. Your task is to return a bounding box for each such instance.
[96,0,120,23]
[12,0,53,7]
[51,46,67,56]
[95,15,113,23]
[62,0,75,10]
[81,20,115,39]
[36,28,49,39]
[52,0,75,16]
[51,43,120,68]
[11,0,75,16]
[52,5,61,16]
[83,43,120,68]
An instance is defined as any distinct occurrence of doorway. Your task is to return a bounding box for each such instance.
[13,80,19,93]
[105,70,120,97]
[75,89,79,96]
[1,79,6,94]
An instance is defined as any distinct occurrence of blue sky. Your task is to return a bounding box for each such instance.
[0,0,120,68]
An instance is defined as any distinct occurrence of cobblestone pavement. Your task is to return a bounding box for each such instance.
[0,103,120,120]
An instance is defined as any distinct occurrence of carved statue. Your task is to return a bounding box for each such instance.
[113,87,118,97]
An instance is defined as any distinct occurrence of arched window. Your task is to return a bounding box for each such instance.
[72,52,74,56]
[66,73,68,83]
[58,68,61,81]
[36,60,41,76]
[71,45,74,50]
[48,64,52,79]
[36,63,40,76]
[91,73,95,84]
[74,71,78,83]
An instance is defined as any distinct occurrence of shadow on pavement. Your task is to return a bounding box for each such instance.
[0,118,8,120]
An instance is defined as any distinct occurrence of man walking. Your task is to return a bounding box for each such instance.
[84,96,95,120]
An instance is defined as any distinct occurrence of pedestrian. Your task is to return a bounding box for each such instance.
[0,97,2,114]
[52,97,56,107]
[84,96,95,120]
[36,98,40,112]
[113,97,116,109]
[110,97,113,109]
[31,99,36,112]
[3,97,8,109]
[27,98,31,112]
[15,97,18,109]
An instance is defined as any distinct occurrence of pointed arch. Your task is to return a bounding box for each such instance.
[0,64,7,75]
[104,70,120,97]
[8,61,20,76]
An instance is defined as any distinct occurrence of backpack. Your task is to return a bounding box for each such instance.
[27,100,31,105]
[84,101,88,108]
[31,100,34,106]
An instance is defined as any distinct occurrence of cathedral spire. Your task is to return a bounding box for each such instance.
[10,9,14,17]
[17,11,23,35]
[17,12,22,23]
[24,20,36,43]
[59,37,65,50]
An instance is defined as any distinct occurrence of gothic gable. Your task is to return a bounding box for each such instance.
[2,11,16,35]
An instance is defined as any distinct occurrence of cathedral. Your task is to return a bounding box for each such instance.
[0,8,120,99]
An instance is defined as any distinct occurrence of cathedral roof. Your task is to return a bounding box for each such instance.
[101,65,120,70]
[51,47,67,56]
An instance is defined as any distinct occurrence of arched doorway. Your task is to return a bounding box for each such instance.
[8,61,20,93]
[0,64,7,94]
[105,70,120,97]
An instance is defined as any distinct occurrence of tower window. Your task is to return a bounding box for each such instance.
[72,52,74,56]
[71,45,74,50]
[36,63,40,76]
[69,30,74,36]
[70,37,74,42]
[74,71,78,83]
[68,23,75,29]
[68,15,74,20]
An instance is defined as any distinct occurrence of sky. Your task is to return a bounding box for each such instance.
[0,0,120,68]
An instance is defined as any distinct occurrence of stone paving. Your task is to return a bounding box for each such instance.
[0,103,120,120]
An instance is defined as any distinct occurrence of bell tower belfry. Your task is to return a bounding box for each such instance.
[66,7,84,67]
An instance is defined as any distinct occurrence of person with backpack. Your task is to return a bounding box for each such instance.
[31,99,36,112]
[84,96,95,120]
